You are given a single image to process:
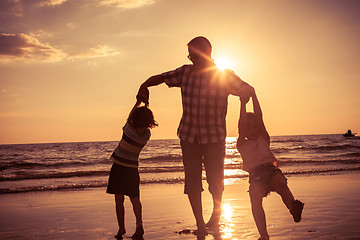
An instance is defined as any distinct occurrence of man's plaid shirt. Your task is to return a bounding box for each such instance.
[162,64,249,144]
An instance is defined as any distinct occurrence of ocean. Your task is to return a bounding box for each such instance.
[1,134,359,194]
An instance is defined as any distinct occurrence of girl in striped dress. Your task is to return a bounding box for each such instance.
[107,99,157,239]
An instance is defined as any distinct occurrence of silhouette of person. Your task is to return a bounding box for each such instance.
[106,99,158,239]
[236,89,304,240]
[137,36,252,235]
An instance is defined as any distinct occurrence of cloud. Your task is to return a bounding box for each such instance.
[0,33,66,62]
[68,45,120,60]
[36,0,67,7]
[99,0,155,9]
[0,0,67,17]
[0,33,120,63]
[0,0,24,17]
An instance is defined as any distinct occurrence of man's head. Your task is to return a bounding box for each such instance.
[187,36,213,66]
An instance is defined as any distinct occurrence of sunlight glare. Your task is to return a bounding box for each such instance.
[215,56,233,70]
[222,203,234,222]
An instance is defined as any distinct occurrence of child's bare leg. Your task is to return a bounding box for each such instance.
[271,174,304,222]
[115,194,126,237]
[249,183,269,240]
[270,174,294,209]
[130,197,144,237]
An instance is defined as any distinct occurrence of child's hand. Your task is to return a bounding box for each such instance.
[240,85,255,104]
[135,98,142,107]
[137,86,149,106]
[240,95,250,104]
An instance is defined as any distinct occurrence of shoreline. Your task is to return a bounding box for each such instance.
[1,172,360,239]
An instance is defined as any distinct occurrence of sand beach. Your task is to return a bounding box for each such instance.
[1,172,360,240]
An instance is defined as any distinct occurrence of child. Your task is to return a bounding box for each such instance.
[106,99,158,239]
[236,88,304,240]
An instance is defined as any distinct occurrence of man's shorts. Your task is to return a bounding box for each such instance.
[249,163,287,197]
[180,140,225,195]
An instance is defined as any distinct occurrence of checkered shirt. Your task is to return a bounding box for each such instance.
[162,64,249,144]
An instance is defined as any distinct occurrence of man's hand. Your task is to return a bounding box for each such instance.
[240,85,256,104]
[240,95,250,104]
[136,75,165,106]
[248,85,255,97]
[137,85,149,106]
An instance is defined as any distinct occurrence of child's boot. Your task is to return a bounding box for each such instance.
[290,199,304,222]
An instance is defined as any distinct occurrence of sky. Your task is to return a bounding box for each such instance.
[0,0,359,144]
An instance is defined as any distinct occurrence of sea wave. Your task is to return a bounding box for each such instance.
[0,159,110,171]
[0,155,185,171]
[141,154,182,162]
[1,167,359,194]
[272,139,305,143]
[0,166,186,181]
[272,144,360,153]
[3,158,360,182]
[306,144,360,151]
[278,158,360,165]
[1,135,359,194]
[0,170,109,181]
[2,145,358,171]
[0,182,107,194]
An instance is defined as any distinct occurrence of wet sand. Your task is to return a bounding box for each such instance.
[1,172,360,239]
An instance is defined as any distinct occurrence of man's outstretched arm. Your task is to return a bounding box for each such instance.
[137,74,165,106]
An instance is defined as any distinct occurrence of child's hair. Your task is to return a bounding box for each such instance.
[127,106,158,129]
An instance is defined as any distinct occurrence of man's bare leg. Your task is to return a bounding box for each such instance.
[188,192,208,235]
[206,191,222,228]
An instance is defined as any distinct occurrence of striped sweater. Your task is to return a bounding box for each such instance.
[110,123,151,168]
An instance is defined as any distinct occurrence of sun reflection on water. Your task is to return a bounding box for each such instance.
[219,203,235,239]
[224,168,248,186]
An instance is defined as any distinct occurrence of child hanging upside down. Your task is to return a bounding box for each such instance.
[236,87,304,240]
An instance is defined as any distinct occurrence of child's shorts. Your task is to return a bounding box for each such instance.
[106,163,140,198]
[249,163,287,197]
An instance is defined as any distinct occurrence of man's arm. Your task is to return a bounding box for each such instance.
[137,74,165,106]
[226,70,252,98]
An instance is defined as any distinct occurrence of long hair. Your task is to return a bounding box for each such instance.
[127,106,158,129]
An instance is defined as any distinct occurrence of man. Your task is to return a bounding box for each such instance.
[137,36,251,235]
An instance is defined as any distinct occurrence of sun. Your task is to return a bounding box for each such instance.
[214,56,233,70]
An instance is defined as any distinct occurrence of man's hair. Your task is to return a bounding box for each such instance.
[127,106,158,129]
[187,36,212,56]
